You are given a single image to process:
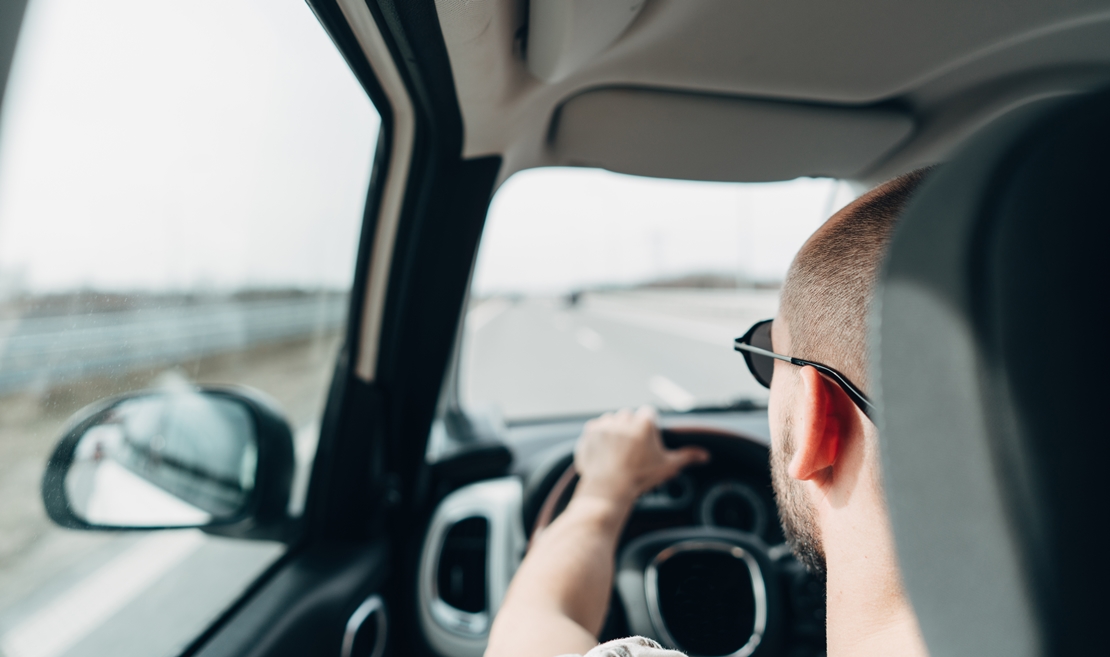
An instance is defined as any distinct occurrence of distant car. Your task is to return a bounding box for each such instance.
[2,1,1105,656]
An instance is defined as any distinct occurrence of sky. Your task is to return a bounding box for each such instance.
[0,0,379,294]
[0,0,856,299]
[472,169,857,295]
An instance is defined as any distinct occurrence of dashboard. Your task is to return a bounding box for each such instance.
[417,412,826,657]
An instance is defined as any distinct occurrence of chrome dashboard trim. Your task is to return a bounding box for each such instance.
[644,540,768,657]
[341,594,387,657]
[417,477,525,657]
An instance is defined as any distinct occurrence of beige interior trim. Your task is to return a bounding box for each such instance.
[336,0,415,382]
[433,0,1110,186]
[553,88,914,182]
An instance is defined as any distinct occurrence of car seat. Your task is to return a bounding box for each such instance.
[873,87,1110,657]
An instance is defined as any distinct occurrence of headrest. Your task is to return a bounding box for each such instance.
[874,88,1110,657]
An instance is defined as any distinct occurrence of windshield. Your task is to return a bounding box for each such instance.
[458,168,856,422]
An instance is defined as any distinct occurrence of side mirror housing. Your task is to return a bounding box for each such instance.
[41,386,295,541]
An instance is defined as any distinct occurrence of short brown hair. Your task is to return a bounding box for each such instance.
[779,167,933,389]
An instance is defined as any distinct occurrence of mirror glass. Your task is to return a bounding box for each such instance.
[64,392,257,527]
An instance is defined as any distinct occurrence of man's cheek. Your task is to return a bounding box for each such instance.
[768,379,788,450]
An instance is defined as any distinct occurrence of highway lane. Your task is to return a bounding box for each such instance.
[1,532,281,657]
[461,290,779,419]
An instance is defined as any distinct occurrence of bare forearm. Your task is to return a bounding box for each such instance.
[485,490,632,657]
[486,407,706,657]
[514,493,630,631]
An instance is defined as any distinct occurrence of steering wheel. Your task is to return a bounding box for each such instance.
[528,426,771,538]
[526,426,786,657]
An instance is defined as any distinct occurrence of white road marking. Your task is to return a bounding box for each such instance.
[575,327,604,351]
[0,530,206,657]
[649,375,697,412]
[466,299,509,332]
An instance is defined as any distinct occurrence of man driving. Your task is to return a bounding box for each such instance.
[485,168,933,657]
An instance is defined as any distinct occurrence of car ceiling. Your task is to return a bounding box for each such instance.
[432,0,1110,184]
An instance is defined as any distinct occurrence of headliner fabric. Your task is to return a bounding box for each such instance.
[435,0,1110,184]
[552,87,914,182]
[874,88,1110,656]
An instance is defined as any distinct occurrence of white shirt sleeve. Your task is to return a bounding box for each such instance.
[557,636,686,657]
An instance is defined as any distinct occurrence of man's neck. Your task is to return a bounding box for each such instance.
[823,521,929,657]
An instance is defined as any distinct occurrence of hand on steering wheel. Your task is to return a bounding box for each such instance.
[574,407,710,507]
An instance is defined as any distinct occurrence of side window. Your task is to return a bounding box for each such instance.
[0,1,379,656]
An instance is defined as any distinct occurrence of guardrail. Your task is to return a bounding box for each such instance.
[0,296,348,394]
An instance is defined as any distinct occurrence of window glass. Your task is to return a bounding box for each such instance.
[459,168,856,421]
[0,1,379,655]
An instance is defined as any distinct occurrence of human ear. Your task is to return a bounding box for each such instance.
[787,366,856,482]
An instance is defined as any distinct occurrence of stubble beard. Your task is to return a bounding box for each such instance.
[771,415,827,581]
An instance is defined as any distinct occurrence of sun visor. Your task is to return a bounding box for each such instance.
[550,88,914,182]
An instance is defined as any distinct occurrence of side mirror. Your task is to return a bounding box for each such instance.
[41,386,295,540]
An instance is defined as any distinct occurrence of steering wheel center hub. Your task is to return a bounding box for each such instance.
[617,528,780,657]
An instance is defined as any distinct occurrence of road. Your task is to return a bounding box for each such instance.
[462,289,779,420]
[0,288,779,657]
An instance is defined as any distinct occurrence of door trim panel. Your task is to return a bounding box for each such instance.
[188,542,389,657]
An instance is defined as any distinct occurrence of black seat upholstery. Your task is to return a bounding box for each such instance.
[873,88,1110,657]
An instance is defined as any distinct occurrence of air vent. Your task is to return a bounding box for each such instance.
[437,516,489,614]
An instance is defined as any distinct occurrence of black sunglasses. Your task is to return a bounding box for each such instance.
[733,319,876,420]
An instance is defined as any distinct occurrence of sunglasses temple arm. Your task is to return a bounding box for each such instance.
[734,340,878,421]
[732,341,793,363]
[795,359,877,421]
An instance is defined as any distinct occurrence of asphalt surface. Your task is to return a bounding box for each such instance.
[461,290,779,420]
[0,289,779,657]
